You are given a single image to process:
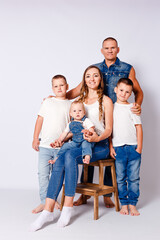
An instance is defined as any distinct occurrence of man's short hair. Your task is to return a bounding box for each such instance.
[117,78,133,89]
[102,37,118,47]
[52,74,67,84]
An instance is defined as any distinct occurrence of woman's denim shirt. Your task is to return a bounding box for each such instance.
[95,57,132,103]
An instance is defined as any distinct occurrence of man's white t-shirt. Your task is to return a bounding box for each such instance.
[64,118,94,133]
[112,102,142,147]
[38,97,71,148]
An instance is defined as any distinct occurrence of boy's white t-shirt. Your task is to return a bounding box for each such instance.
[112,102,142,147]
[38,97,71,148]
[64,118,94,133]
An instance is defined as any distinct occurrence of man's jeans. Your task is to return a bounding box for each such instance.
[38,147,59,204]
[57,140,94,159]
[114,145,141,206]
[46,139,109,200]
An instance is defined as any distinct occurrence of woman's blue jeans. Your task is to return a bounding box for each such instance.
[46,139,109,200]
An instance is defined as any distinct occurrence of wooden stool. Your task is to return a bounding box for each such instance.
[60,158,120,220]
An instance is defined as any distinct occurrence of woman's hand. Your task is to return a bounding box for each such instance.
[83,131,99,142]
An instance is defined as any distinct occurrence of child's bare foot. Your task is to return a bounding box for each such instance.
[55,201,61,210]
[32,204,44,214]
[120,205,129,215]
[83,155,91,164]
[103,196,115,208]
[129,205,140,216]
[73,195,91,206]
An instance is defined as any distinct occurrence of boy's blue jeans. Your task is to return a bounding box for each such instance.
[57,140,94,159]
[114,145,141,206]
[46,139,109,200]
[38,147,59,204]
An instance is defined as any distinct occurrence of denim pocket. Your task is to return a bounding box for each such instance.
[131,145,141,156]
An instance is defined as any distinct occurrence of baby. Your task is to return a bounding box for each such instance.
[50,101,95,164]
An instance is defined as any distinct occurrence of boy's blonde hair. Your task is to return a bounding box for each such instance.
[51,74,67,85]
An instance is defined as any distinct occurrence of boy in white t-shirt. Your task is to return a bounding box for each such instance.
[49,101,95,165]
[32,75,71,214]
[109,78,143,216]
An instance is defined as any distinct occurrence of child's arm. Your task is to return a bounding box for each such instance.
[50,131,69,148]
[135,124,143,153]
[32,115,43,151]
[109,136,116,159]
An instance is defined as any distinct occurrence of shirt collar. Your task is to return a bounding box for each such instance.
[103,57,121,68]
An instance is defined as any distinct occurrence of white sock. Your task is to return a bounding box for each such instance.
[29,210,54,232]
[57,206,73,227]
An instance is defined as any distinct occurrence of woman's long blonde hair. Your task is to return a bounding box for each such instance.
[78,65,104,120]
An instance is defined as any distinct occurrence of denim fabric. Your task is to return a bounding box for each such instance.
[80,58,132,197]
[114,145,141,206]
[69,121,84,143]
[46,139,109,199]
[57,140,94,158]
[95,58,132,103]
[38,147,59,204]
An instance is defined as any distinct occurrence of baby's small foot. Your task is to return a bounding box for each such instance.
[57,206,73,227]
[83,155,91,164]
[129,205,140,216]
[29,210,54,232]
[120,205,129,215]
[32,204,44,214]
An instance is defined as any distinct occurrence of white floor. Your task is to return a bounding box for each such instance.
[1,189,160,240]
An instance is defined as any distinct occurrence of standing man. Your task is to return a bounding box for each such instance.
[67,37,143,207]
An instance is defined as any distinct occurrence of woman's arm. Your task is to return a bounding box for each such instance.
[83,96,113,142]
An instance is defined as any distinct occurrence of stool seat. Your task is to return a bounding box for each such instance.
[60,158,120,220]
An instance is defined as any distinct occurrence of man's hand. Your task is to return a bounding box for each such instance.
[32,138,40,151]
[131,103,141,115]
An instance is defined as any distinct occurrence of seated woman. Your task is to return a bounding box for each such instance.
[30,65,113,231]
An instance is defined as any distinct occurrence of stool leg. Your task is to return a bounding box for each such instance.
[60,185,65,211]
[111,163,120,211]
[94,194,99,220]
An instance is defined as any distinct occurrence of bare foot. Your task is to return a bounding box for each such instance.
[103,196,115,208]
[83,155,91,164]
[32,204,44,214]
[73,194,91,206]
[55,201,61,210]
[120,205,129,215]
[129,205,140,216]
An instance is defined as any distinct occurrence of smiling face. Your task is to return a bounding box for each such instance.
[115,82,133,103]
[101,39,119,61]
[70,102,85,121]
[52,78,68,99]
[85,67,101,90]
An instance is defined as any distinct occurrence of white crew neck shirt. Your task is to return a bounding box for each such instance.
[38,97,71,148]
[112,102,142,147]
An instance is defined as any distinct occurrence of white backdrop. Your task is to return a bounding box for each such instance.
[0,0,160,200]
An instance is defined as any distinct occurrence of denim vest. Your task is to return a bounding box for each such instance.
[69,116,86,143]
[95,58,132,103]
